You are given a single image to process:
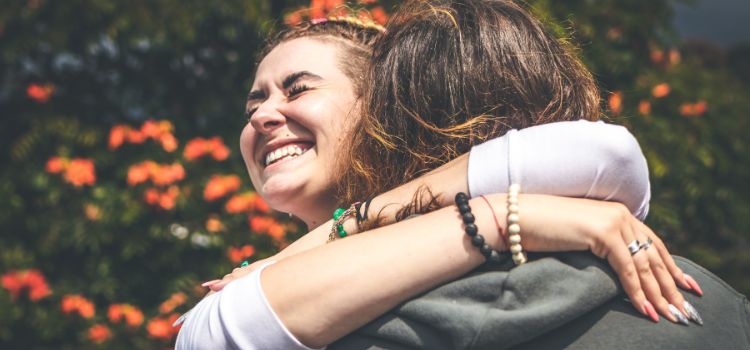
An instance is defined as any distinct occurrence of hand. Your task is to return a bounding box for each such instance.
[203,258,269,292]
[515,194,701,324]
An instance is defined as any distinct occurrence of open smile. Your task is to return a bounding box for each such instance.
[262,142,313,167]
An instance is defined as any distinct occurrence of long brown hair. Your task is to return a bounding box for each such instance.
[339,0,601,205]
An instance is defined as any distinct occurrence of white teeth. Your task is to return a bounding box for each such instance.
[264,144,310,166]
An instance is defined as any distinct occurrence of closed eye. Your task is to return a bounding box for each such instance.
[287,83,310,99]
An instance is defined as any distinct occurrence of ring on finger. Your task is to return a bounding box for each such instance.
[639,238,653,251]
[627,239,641,255]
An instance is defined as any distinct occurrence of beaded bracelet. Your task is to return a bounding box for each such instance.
[327,202,360,243]
[455,192,507,264]
[506,184,527,265]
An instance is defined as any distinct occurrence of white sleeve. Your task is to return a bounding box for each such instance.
[175,262,320,350]
[468,120,650,220]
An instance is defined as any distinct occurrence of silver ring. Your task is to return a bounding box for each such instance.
[639,238,653,251]
[627,240,641,255]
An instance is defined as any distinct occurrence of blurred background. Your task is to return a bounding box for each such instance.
[1,0,748,348]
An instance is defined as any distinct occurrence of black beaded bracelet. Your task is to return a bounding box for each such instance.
[455,192,509,264]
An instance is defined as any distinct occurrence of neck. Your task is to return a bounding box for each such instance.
[294,198,338,230]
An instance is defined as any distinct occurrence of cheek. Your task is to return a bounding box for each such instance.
[239,124,259,171]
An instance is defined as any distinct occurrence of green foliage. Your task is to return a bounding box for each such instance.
[1,0,748,348]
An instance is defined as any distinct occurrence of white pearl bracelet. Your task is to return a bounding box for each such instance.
[507,184,526,265]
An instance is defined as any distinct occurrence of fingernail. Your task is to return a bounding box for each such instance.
[209,280,229,291]
[683,301,704,326]
[669,304,690,325]
[684,274,704,296]
[643,300,659,323]
[201,279,222,287]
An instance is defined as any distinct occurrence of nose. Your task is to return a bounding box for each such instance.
[249,101,286,135]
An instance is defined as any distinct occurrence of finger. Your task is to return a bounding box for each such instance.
[630,244,677,323]
[201,279,222,287]
[636,221,691,291]
[604,236,654,322]
[618,217,677,323]
[643,243,689,325]
[209,279,231,291]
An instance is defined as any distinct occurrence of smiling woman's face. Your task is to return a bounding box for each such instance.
[240,37,358,227]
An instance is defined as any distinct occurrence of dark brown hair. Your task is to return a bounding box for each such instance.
[339,0,601,205]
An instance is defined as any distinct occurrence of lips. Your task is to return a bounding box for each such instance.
[262,141,313,167]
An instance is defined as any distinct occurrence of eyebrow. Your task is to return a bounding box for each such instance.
[246,71,322,104]
[282,71,322,89]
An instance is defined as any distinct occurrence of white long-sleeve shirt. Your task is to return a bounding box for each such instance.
[176,120,651,350]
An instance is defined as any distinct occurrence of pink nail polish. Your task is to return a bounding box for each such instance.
[201,279,222,287]
[209,281,229,291]
[684,274,704,296]
[643,301,660,323]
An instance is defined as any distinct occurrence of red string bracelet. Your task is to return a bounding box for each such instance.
[479,195,509,250]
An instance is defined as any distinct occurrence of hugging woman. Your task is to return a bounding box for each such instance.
[176,1,750,349]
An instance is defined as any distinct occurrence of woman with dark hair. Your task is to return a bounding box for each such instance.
[176,1,749,349]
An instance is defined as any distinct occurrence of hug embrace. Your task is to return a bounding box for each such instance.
[176,1,750,349]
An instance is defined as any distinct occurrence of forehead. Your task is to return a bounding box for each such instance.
[253,37,347,86]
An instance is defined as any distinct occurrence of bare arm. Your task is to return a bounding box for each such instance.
[278,120,649,258]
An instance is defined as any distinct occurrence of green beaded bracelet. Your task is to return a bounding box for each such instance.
[240,260,250,267]
[328,203,359,242]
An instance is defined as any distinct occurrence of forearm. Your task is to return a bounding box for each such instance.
[262,194,503,348]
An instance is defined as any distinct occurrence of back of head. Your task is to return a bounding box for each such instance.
[339,0,600,204]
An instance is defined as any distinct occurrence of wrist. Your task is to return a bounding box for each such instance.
[469,194,508,252]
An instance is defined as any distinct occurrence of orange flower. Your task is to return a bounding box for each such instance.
[370,6,388,24]
[63,158,96,187]
[649,49,664,64]
[143,186,180,210]
[206,216,225,233]
[108,303,144,328]
[668,49,681,66]
[108,125,129,150]
[651,83,670,98]
[45,156,67,174]
[285,11,303,25]
[126,130,147,144]
[255,196,271,213]
[127,161,152,186]
[84,203,102,221]
[61,294,96,319]
[158,186,180,210]
[203,175,241,201]
[144,188,161,205]
[225,191,269,214]
[249,217,286,241]
[210,142,230,161]
[151,163,185,186]
[227,244,256,264]
[184,137,230,161]
[1,269,52,301]
[158,292,187,314]
[679,100,708,118]
[140,120,161,138]
[26,83,55,103]
[128,161,184,187]
[147,316,177,340]
[638,100,651,115]
[159,133,178,152]
[267,223,287,241]
[608,91,623,115]
[87,324,112,344]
